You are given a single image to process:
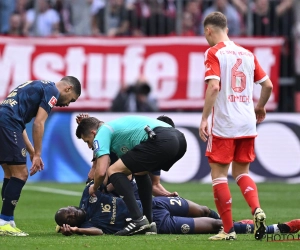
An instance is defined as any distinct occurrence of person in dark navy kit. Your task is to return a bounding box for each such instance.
[0,76,81,236]
[55,181,300,236]
[54,181,221,236]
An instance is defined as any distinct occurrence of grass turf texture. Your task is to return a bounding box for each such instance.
[1,182,299,250]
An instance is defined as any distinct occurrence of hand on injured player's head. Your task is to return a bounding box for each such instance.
[76,113,90,124]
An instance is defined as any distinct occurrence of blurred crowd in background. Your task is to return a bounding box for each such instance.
[0,0,299,112]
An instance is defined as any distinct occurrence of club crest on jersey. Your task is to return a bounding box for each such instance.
[89,196,97,203]
[93,140,99,152]
[121,146,129,153]
[181,224,190,234]
[21,148,27,157]
[48,96,57,108]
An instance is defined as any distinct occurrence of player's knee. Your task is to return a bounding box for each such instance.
[15,172,28,182]
[197,205,210,217]
[11,165,28,181]
[212,219,223,232]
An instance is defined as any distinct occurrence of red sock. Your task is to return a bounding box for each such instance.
[236,174,260,215]
[212,178,233,233]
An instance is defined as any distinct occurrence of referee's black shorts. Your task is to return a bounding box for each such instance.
[120,127,187,174]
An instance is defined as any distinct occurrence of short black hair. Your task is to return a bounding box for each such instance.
[157,115,175,128]
[55,206,84,227]
[203,12,227,30]
[61,76,81,96]
[76,117,102,138]
[55,208,67,226]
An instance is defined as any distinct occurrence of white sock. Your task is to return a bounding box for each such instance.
[0,218,9,226]
[273,224,280,234]
[10,220,16,228]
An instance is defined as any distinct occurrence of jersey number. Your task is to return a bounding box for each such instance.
[231,59,246,93]
[7,81,33,97]
[169,198,182,206]
[18,81,33,89]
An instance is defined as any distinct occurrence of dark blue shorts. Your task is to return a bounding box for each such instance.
[0,126,27,165]
[121,127,187,173]
[152,197,195,234]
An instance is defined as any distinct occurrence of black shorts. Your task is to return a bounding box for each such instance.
[0,126,27,165]
[121,127,187,174]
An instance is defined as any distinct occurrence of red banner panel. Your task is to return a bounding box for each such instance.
[0,36,283,110]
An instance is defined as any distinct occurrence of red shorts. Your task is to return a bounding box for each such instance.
[206,135,256,164]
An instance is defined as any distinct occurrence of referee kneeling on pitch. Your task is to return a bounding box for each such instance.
[75,115,187,236]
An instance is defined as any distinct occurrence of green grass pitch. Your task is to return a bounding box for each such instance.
[1,182,299,250]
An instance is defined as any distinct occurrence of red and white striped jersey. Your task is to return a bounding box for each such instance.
[204,41,268,138]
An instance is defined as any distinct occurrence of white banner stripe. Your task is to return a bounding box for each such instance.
[0,36,284,46]
[23,186,82,196]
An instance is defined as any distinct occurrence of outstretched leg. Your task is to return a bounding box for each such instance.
[193,217,222,234]
[185,199,220,219]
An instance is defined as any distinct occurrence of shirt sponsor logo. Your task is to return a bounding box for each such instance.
[48,96,57,108]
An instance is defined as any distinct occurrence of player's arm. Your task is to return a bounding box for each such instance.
[59,224,104,236]
[91,154,110,194]
[87,160,97,183]
[30,107,48,176]
[202,79,220,120]
[150,173,178,197]
[74,227,104,236]
[76,113,90,124]
[255,78,273,124]
[22,129,34,161]
[199,79,220,141]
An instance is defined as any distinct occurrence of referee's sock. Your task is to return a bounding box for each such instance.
[110,173,143,220]
[134,174,153,223]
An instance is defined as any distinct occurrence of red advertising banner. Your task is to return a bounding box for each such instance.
[0,36,283,110]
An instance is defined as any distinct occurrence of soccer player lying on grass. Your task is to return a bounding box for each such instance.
[54,181,300,237]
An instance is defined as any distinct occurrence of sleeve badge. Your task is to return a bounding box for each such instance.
[48,96,57,108]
